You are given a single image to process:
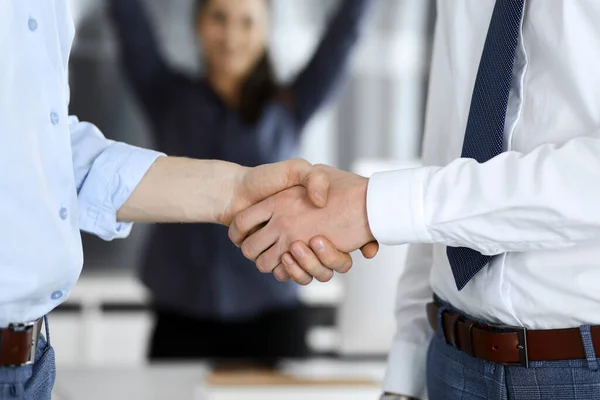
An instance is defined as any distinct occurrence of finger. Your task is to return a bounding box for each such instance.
[288,242,334,283]
[228,197,274,246]
[273,264,291,282]
[255,242,285,274]
[247,222,267,238]
[309,237,353,274]
[282,253,314,286]
[360,241,380,259]
[240,227,278,263]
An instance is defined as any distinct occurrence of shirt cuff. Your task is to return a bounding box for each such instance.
[382,340,429,398]
[78,142,165,240]
[366,167,437,246]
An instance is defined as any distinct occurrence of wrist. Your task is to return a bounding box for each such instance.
[356,176,376,243]
[213,162,248,226]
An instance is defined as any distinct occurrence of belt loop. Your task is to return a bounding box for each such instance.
[466,321,477,357]
[579,325,598,371]
[43,315,51,349]
[437,305,448,339]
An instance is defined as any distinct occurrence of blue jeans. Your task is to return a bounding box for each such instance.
[427,302,600,400]
[0,318,55,400]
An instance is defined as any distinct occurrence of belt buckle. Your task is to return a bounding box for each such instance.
[494,324,529,368]
[7,321,39,366]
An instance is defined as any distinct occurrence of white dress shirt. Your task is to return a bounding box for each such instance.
[365,1,600,397]
[0,1,162,327]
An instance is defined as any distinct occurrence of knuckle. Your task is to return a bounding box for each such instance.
[297,276,313,286]
[316,269,334,283]
[320,252,337,267]
[288,269,310,286]
[313,170,327,181]
[233,212,246,231]
[266,195,276,209]
[227,228,237,244]
[274,266,290,281]
[286,158,309,182]
[291,157,308,167]
[257,252,277,274]
[337,260,353,274]
[316,246,337,266]
[303,260,321,276]
[255,259,269,274]
[257,264,267,274]
[241,241,255,261]
[312,165,329,178]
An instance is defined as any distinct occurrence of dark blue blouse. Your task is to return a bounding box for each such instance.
[108,0,372,319]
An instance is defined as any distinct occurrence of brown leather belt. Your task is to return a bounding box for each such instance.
[427,302,600,367]
[0,319,43,367]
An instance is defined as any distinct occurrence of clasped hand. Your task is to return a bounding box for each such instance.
[229,164,378,285]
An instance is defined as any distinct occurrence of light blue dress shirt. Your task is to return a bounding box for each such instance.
[0,1,163,327]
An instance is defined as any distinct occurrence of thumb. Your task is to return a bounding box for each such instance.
[284,159,330,208]
[360,241,379,259]
[302,169,329,208]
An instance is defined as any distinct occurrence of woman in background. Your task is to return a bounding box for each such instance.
[108,0,372,364]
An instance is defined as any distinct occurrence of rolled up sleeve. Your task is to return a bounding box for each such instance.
[69,116,164,240]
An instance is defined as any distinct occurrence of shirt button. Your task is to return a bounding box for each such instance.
[28,18,38,32]
[59,207,68,220]
[51,291,63,300]
[50,112,59,125]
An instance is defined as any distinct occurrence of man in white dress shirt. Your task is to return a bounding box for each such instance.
[232,1,600,399]
[0,1,368,398]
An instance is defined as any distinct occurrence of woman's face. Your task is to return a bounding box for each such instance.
[197,0,269,79]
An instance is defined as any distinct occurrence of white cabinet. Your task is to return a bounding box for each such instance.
[50,273,153,367]
[51,272,344,367]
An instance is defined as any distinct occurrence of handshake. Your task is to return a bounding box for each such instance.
[223,158,380,285]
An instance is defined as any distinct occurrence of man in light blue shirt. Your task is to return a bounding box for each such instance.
[0,2,352,398]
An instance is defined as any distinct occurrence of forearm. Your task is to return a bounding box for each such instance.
[367,136,600,253]
[71,118,164,240]
[117,157,244,225]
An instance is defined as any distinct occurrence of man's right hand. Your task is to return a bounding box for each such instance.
[229,165,380,284]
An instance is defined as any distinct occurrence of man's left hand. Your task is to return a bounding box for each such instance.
[217,158,330,226]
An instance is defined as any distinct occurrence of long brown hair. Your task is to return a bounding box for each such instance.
[196,0,278,123]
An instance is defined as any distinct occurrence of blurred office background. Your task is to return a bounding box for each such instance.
[54,0,435,398]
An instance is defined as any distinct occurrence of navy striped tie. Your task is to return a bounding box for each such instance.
[446,0,525,291]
